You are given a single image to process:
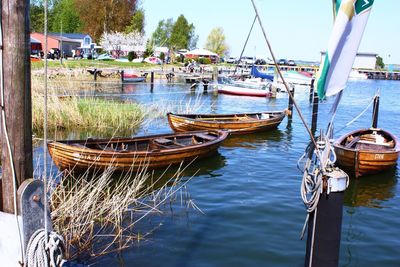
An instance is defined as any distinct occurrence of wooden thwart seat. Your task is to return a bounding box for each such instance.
[153,138,173,145]
[194,133,215,141]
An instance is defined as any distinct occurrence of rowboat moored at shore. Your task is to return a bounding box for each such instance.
[333,128,399,178]
[48,130,228,173]
[167,110,288,134]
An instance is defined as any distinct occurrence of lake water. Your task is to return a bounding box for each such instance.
[38,78,400,266]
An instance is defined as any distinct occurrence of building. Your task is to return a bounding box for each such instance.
[30,32,95,57]
[184,48,219,63]
[320,51,378,70]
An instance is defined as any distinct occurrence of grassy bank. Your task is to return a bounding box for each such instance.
[32,91,144,133]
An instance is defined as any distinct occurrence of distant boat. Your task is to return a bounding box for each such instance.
[348,70,368,80]
[218,84,272,97]
[167,110,288,134]
[250,65,274,81]
[122,70,146,82]
[47,130,228,173]
[277,70,312,86]
[333,128,399,177]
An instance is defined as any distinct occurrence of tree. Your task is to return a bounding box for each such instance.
[77,0,139,41]
[169,15,196,50]
[376,55,384,69]
[100,31,145,57]
[204,27,229,57]
[30,2,45,32]
[125,8,145,34]
[151,18,174,47]
[50,0,82,33]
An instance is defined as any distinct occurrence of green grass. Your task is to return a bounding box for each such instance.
[32,92,144,134]
[31,59,181,70]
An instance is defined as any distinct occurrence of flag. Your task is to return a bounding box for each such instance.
[316,0,374,99]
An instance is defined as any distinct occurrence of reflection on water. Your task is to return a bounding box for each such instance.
[222,129,284,148]
[344,168,397,208]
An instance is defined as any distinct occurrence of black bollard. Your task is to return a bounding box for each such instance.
[150,71,154,91]
[94,68,97,81]
[305,191,344,267]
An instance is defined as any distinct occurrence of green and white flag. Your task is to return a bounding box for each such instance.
[316,0,374,99]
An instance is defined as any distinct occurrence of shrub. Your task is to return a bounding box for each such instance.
[159,52,165,62]
[128,51,137,62]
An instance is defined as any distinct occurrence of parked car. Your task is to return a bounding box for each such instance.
[278,59,288,65]
[226,57,237,64]
[287,59,296,66]
[255,58,267,65]
[240,56,255,65]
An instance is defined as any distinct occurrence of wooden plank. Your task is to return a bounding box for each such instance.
[194,133,215,141]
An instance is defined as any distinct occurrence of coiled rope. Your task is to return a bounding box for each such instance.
[25,229,66,267]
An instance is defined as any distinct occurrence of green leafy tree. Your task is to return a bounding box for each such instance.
[30,2,45,32]
[169,15,196,50]
[77,0,139,41]
[204,27,229,57]
[125,8,145,34]
[376,55,384,69]
[50,0,82,33]
[151,18,174,47]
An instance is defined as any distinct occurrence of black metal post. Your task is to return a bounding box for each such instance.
[120,70,124,83]
[309,78,315,103]
[372,94,379,128]
[311,91,319,134]
[305,192,344,267]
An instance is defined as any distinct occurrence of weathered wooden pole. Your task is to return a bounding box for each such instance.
[1,0,33,213]
[287,85,295,118]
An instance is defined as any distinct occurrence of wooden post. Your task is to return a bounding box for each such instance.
[288,85,295,118]
[120,70,124,83]
[1,0,33,213]
[94,68,98,81]
[150,71,154,91]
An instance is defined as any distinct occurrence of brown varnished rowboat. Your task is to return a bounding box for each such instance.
[333,128,399,178]
[47,130,228,173]
[167,110,288,134]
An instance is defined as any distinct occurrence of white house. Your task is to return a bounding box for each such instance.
[320,51,377,70]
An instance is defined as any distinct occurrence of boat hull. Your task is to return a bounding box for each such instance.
[334,128,399,177]
[167,111,287,134]
[218,85,272,97]
[48,131,228,173]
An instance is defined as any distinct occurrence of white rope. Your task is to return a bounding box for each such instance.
[25,229,66,267]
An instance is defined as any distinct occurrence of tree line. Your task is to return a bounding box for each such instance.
[30,0,229,57]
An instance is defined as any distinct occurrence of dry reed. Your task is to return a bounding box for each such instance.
[50,161,196,261]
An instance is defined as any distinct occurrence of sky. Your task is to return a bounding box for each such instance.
[141,0,400,64]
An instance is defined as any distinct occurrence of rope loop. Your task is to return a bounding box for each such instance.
[25,229,66,267]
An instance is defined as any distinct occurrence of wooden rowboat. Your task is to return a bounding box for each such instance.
[167,110,288,134]
[333,128,399,178]
[47,130,228,173]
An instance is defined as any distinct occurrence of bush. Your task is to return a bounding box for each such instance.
[159,52,165,62]
[184,58,191,67]
[197,57,211,64]
[128,51,137,62]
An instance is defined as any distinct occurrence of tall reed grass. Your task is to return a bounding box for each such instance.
[50,163,195,261]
